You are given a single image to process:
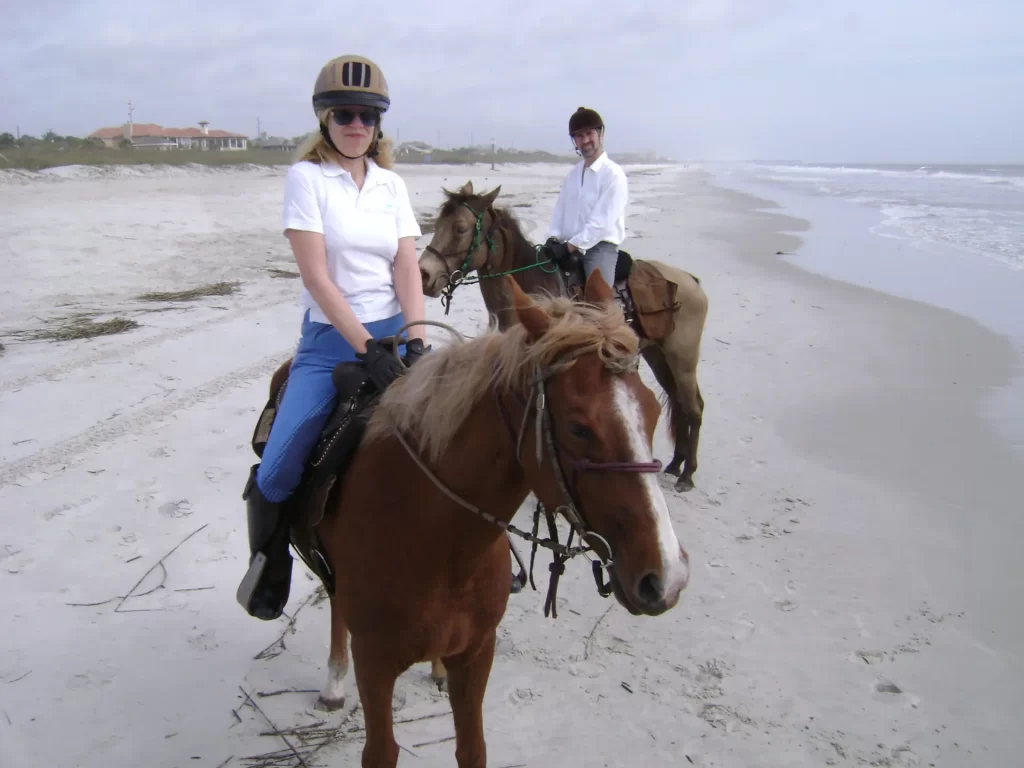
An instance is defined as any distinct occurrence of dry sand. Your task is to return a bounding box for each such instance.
[0,162,1020,767]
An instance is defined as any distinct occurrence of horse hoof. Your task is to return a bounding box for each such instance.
[315,695,346,712]
[433,676,448,693]
[675,478,694,492]
[663,463,682,477]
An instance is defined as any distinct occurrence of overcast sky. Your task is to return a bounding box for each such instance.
[2,0,1022,163]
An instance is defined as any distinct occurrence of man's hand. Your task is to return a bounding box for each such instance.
[543,237,570,264]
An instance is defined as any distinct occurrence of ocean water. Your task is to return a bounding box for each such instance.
[733,163,1024,271]
[708,161,1024,452]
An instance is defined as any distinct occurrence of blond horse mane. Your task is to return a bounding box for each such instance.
[365,296,640,462]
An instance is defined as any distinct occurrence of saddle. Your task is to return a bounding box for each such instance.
[546,241,681,341]
[248,340,407,593]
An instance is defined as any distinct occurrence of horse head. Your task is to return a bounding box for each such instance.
[419,180,503,298]
[506,273,690,615]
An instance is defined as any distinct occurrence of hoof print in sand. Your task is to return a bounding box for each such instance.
[874,677,902,694]
[731,614,756,642]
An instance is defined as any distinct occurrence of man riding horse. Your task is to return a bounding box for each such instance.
[546,107,629,288]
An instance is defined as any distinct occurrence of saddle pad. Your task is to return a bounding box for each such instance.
[627,260,680,341]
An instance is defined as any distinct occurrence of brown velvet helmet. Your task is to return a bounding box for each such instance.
[568,106,604,135]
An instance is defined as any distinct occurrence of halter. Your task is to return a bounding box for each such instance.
[423,202,556,315]
[392,339,662,618]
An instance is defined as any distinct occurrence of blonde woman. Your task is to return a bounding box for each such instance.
[239,55,427,620]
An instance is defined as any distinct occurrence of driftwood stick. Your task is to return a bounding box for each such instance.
[413,735,455,748]
[113,523,208,612]
[254,589,320,660]
[239,686,308,768]
[584,604,614,660]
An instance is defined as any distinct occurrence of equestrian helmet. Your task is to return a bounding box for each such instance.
[569,106,603,135]
[312,55,390,114]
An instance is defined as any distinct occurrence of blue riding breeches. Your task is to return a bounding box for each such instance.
[255,310,406,502]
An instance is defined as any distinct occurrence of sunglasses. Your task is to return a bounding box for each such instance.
[330,108,381,127]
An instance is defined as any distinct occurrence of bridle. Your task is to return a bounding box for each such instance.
[422,202,499,315]
[423,202,556,316]
[391,329,663,618]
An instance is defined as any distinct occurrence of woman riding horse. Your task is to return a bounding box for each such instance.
[237,54,429,621]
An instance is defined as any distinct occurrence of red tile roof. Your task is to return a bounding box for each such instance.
[89,123,248,139]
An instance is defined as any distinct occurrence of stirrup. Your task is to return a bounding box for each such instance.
[236,552,270,614]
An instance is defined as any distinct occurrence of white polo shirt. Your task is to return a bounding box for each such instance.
[281,159,422,324]
[548,152,628,252]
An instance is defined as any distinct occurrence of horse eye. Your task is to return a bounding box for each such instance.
[568,422,594,441]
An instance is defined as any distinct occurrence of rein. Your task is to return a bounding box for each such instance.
[424,202,556,315]
[389,321,662,618]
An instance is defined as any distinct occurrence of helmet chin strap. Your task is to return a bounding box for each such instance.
[320,123,381,160]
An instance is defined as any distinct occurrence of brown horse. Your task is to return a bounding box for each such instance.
[276,273,689,767]
[419,182,709,491]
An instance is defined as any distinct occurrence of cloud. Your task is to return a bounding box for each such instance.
[2,0,1021,161]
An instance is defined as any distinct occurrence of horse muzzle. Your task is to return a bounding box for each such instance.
[418,252,449,298]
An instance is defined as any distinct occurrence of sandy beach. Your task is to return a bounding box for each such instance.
[1,161,1021,767]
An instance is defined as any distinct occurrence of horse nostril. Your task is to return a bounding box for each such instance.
[636,572,663,607]
[420,268,431,285]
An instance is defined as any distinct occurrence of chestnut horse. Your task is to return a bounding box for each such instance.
[419,182,709,491]
[277,273,689,767]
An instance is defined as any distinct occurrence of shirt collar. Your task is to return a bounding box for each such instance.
[586,151,608,172]
[321,158,385,187]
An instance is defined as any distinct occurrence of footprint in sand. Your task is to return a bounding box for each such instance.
[159,500,192,518]
[732,614,756,642]
[204,467,230,482]
[187,629,219,652]
[149,447,172,459]
[874,677,902,695]
[891,746,920,766]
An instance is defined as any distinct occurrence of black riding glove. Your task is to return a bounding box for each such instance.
[356,339,403,392]
[403,338,431,367]
[544,237,571,265]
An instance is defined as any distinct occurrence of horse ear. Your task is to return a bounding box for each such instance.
[583,268,615,304]
[504,275,550,341]
[481,185,502,209]
[459,181,474,195]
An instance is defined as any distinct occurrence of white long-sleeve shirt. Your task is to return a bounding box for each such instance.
[547,152,628,251]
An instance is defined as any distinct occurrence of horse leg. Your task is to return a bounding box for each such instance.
[352,636,401,768]
[431,658,448,692]
[640,345,687,476]
[445,632,497,768]
[316,595,349,711]
[675,372,704,492]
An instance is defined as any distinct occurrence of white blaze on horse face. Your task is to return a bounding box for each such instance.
[612,380,689,597]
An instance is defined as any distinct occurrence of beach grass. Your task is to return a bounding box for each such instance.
[25,315,140,342]
[136,281,240,302]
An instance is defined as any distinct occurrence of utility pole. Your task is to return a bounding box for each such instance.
[256,116,261,143]
[127,99,134,139]
[491,136,495,170]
